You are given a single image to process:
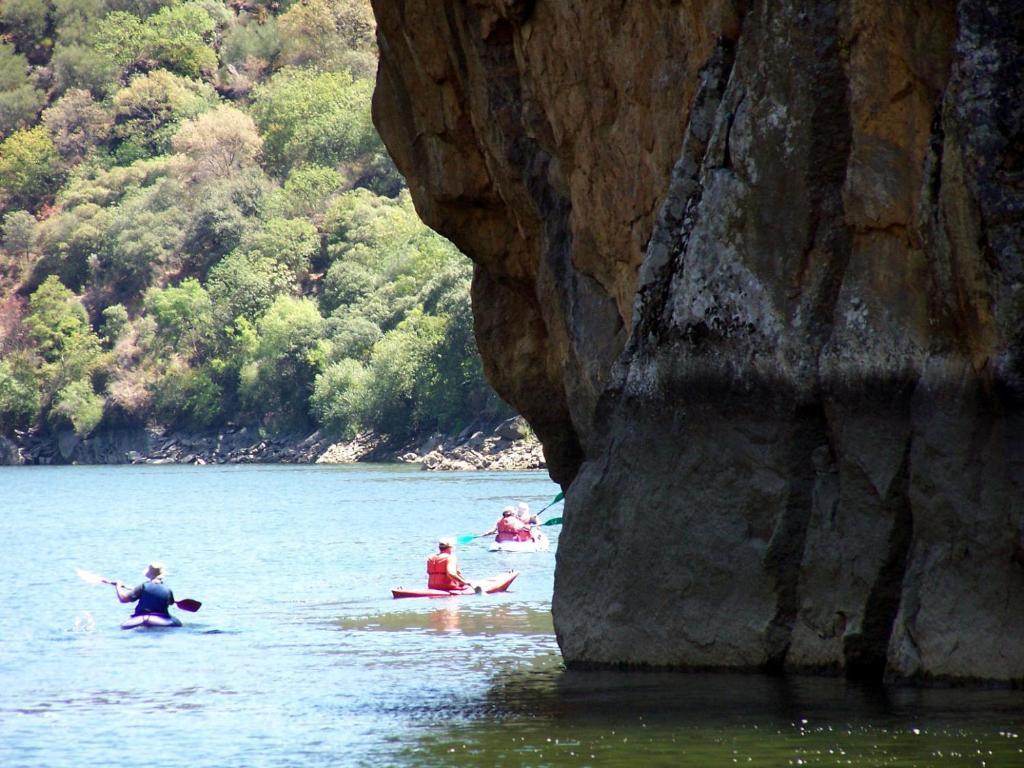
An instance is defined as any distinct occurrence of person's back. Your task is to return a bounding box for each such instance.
[116,562,175,617]
[134,580,173,616]
[426,539,468,590]
[496,512,532,542]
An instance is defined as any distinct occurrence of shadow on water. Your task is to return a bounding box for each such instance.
[385,668,1024,767]
[311,599,1024,765]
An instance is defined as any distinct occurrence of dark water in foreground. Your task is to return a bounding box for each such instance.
[1,465,1022,767]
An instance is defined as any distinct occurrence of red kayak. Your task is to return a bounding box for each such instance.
[392,570,519,599]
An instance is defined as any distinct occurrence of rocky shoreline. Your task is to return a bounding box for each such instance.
[0,416,545,471]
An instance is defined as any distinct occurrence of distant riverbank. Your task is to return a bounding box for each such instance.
[0,416,545,471]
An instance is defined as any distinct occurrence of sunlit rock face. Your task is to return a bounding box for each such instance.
[371,0,1024,683]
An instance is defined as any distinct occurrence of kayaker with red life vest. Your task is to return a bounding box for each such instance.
[427,538,472,591]
[482,506,532,543]
[114,562,176,618]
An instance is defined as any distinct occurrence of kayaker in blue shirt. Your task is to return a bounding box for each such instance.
[114,562,176,617]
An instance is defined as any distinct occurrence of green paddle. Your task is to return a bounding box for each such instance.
[536,491,565,515]
[455,491,565,544]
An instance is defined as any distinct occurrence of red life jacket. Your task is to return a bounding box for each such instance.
[496,516,529,542]
[427,553,461,590]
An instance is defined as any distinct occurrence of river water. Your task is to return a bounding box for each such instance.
[1,465,1022,767]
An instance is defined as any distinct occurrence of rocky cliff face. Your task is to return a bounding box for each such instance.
[371,0,1024,683]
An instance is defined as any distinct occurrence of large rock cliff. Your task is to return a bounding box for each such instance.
[371,0,1024,683]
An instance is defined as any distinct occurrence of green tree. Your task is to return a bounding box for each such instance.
[220,13,282,68]
[150,362,222,428]
[0,355,41,431]
[324,308,380,362]
[59,155,173,209]
[144,278,214,359]
[0,44,46,139]
[51,378,105,436]
[96,183,189,296]
[0,0,51,53]
[25,276,94,361]
[266,164,342,221]
[324,188,421,260]
[51,0,108,46]
[245,217,318,277]
[357,310,445,437]
[240,295,325,426]
[250,67,378,174]
[24,276,104,403]
[100,303,129,346]
[50,44,120,98]
[321,257,376,314]
[310,357,368,436]
[0,126,64,210]
[180,173,265,275]
[35,200,111,290]
[141,3,218,79]
[2,209,38,260]
[206,249,294,324]
[91,10,146,68]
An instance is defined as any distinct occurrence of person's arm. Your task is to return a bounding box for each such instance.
[115,582,142,604]
[446,557,471,588]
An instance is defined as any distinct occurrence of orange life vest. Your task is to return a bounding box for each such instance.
[496,515,531,542]
[427,553,461,590]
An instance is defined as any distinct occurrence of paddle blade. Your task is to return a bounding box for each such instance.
[538,491,565,514]
[175,598,202,612]
[456,534,477,545]
[542,516,562,526]
[75,568,111,586]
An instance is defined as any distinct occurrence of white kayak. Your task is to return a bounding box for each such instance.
[121,613,182,629]
[488,531,550,553]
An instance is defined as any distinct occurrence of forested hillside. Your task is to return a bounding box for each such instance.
[0,0,509,442]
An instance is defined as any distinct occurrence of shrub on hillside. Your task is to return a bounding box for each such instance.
[206,249,294,325]
[310,358,368,437]
[0,44,47,139]
[51,378,104,436]
[239,295,325,427]
[0,355,41,431]
[150,362,222,428]
[0,127,64,211]
[250,67,378,175]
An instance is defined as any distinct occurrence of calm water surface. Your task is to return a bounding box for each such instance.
[1,465,1022,767]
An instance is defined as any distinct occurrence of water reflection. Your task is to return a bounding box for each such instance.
[334,605,554,636]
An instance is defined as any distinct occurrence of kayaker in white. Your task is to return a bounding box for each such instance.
[516,501,540,535]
